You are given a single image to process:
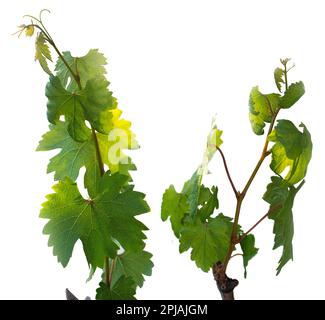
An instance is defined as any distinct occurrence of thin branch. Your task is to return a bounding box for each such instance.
[265,95,274,117]
[284,62,289,91]
[230,253,243,260]
[223,109,280,271]
[217,147,239,198]
[104,257,110,285]
[241,109,279,198]
[237,204,282,243]
[109,258,116,284]
[42,30,106,177]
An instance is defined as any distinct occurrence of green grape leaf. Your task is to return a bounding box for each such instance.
[240,234,258,278]
[263,176,304,274]
[96,276,136,300]
[249,86,280,135]
[40,173,149,269]
[279,81,305,109]
[38,115,137,194]
[269,120,312,185]
[162,183,219,238]
[197,185,219,221]
[161,185,189,237]
[45,76,114,141]
[78,76,116,134]
[45,76,91,141]
[274,68,284,92]
[112,251,153,289]
[35,32,52,75]
[37,122,94,181]
[179,214,233,272]
[55,49,107,91]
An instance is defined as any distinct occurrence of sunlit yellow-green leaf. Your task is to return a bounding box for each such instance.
[269,120,312,185]
[35,32,52,75]
[25,25,34,37]
[249,86,280,135]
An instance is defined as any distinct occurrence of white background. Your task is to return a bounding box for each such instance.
[0,0,324,300]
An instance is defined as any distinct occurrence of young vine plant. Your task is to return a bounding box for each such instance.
[17,10,153,300]
[161,58,312,300]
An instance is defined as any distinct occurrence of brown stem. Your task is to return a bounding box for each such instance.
[109,258,116,284]
[241,110,278,198]
[217,147,239,198]
[237,204,282,243]
[105,257,110,285]
[223,196,243,270]
[91,127,105,176]
[212,262,238,300]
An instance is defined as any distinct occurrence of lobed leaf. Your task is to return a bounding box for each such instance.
[96,276,136,300]
[179,214,233,272]
[40,173,150,269]
[55,49,107,91]
[112,251,153,289]
[35,32,52,75]
[263,176,304,274]
[45,75,114,141]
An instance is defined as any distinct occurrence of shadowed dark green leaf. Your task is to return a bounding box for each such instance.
[96,276,136,300]
[78,76,115,134]
[240,234,258,278]
[112,251,153,289]
[45,76,90,141]
[263,176,304,274]
[45,75,115,141]
[198,185,219,221]
[161,185,189,237]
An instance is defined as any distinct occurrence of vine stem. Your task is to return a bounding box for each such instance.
[31,21,110,284]
[223,109,280,271]
[237,204,282,244]
[215,62,293,299]
[105,257,110,285]
[216,147,239,198]
[37,24,105,178]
